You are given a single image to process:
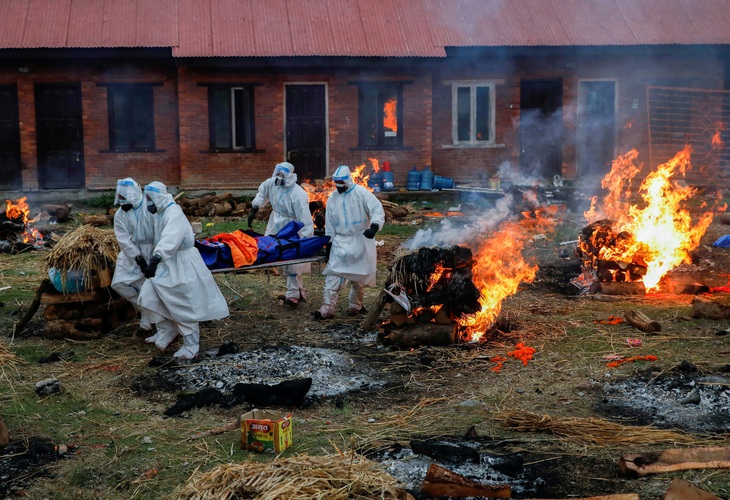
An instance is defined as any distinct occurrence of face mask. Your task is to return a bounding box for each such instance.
[274,177,285,186]
[147,203,158,214]
[336,184,347,194]
[120,203,133,212]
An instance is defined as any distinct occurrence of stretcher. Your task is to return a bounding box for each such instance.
[209,255,326,276]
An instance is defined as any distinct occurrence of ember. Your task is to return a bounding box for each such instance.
[577,147,714,293]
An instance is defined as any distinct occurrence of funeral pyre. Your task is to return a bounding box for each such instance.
[0,197,49,252]
[574,147,716,294]
[380,216,542,345]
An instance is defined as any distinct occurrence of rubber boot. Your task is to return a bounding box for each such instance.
[173,323,200,359]
[145,319,178,351]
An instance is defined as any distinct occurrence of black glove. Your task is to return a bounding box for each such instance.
[324,242,332,260]
[247,206,259,228]
[144,255,161,279]
[134,255,148,274]
[363,223,379,239]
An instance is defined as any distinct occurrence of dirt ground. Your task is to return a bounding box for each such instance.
[1,198,730,499]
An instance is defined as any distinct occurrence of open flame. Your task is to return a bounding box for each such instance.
[4,197,45,247]
[711,122,725,149]
[457,220,540,342]
[383,98,397,135]
[583,146,714,291]
[302,159,376,205]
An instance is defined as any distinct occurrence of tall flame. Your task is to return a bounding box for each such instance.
[584,146,714,290]
[5,197,31,223]
[457,221,539,342]
[383,98,397,134]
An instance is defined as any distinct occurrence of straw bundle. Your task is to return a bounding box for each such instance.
[0,340,17,369]
[495,410,696,446]
[172,452,404,500]
[45,225,119,291]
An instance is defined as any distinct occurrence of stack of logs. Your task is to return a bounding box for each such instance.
[179,193,249,217]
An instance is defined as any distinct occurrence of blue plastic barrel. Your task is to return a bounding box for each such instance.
[381,171,395,191]
[407,167,420,191]
[367,172,383,189]
[432,175,453,190]
[420,166,434,191]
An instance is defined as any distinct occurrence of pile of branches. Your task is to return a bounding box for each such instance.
[45,225,119,292]
[389,245,481,317]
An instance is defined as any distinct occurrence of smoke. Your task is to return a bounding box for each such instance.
[403,194,515,251]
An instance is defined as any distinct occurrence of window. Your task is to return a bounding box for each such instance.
[106,85,155,151]
[452,83,495,145]
[208,86,255,151]
[358,83,403,148]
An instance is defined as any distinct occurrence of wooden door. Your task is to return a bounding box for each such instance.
[35,84,84,189]
[0,86,21,189]
[577,81,616,179]
[519,79,563,179]
[286,84,327,181]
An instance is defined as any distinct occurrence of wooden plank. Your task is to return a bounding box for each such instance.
[619,446,730,477]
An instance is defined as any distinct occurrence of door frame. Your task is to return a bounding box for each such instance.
[284,82,329,178]
[576,79,618,178]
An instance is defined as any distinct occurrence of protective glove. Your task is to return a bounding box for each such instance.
[363,223,379,239]
[134,255,148,274]
[324,242,332,261]
[144,255,161,279]
[247,205,259,228]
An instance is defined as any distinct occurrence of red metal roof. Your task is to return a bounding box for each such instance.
[2,0,729,56]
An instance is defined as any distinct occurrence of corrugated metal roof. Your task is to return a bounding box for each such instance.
[1,0,730,56]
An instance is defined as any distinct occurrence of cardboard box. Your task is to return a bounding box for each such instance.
[241,409,293,453]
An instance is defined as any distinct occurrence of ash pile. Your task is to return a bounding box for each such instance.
[572,219,648,295]
[378,246,481,347]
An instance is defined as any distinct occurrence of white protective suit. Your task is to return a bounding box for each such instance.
[318,165,385,318]
[252,162,314,303]
[137,181,229,359]
[110,178,155,330]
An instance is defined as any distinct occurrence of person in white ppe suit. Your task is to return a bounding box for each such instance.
[314,165,385,320]
[137,181,229,359]
[248,162,314,306]
[110,178,155,331]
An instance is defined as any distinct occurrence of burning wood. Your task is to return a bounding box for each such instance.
[575,147,715,294]
[1,197,50,252]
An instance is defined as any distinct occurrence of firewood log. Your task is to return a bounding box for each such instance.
[381,323,456,348]
[691,295,730,320]
[205,201,233,216]
[40,204,72,222]
[13,278,57,335]
[619,446,730,477]
[361,289,387,332]
[45,319,104,340]
[0,418,9,451]
[82,214,113,226]
[624,309,661,333]
[664,478,723,500]
[422,463,511,498]
[592,281,646,295]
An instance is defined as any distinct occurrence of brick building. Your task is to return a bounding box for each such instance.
[0,0,728,196]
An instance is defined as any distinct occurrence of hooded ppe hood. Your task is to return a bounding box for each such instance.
[114,178,143,209]
[272,162,297,187]
[333,165,355,190]
[144,181,175,213]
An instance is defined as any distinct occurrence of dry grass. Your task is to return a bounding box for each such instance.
[494,410,698,447]
[45,224,119,291]
[170,451,404,500]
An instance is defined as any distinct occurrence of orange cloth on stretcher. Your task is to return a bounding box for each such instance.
[209,230,258,268]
